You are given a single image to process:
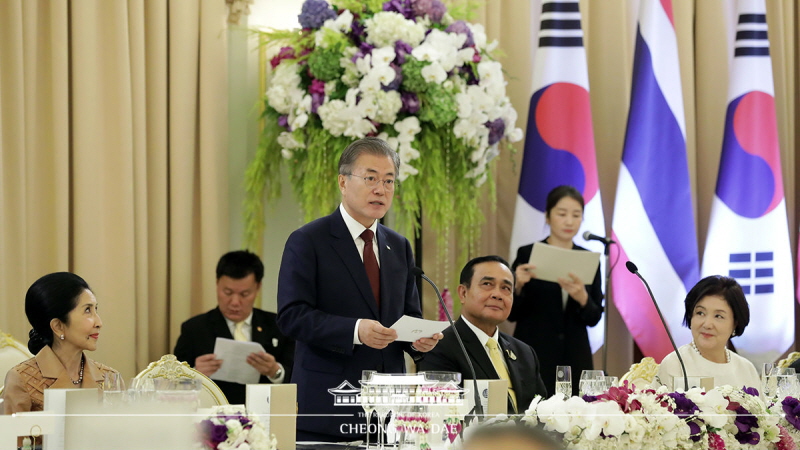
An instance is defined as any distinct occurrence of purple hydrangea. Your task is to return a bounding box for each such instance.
[783,397,800,430]
[383,0,415,20]
[394,41,413,64]
[485,118,505,146]
[298,0,337,30]
[413,0,446,22]
[400,91,420,114]
[446,20,474,47]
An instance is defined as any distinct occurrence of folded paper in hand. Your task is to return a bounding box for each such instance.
[390,315,449,342]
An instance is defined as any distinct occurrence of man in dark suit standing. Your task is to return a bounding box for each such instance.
[174,250,294,405]
[418,255,548,414]
[277,137,442,442]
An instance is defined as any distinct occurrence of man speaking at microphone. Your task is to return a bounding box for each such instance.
[277,137,442,442]
[418,255,547,415]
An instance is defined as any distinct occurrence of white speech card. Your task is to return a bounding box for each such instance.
[211,337,266,384]
[528,242,600,284]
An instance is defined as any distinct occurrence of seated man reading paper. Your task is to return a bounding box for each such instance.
[418,255,548,415]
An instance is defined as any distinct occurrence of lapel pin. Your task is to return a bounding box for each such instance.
[272,337,279,347]
[257,326,263,332]
[505,349,517,361]
[386,245,391,250]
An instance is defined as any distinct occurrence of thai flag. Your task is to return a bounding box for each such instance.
[509,0,605,353]
[701,0,793,366]
[610,0,699,362]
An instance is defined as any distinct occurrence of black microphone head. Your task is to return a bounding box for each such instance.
[625,261,638,274]
[411,267,424,277]
[582,230,592,240]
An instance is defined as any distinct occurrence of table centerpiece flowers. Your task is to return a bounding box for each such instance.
[197,405,277,450]
[245,0,522,254]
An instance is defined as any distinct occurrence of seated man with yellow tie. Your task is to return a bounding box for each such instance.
[418,255,548,414]
[174,250,294,404]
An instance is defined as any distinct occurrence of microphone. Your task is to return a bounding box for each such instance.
[625,261,688,391]
[412,267,484,424]
[582,230,615,245]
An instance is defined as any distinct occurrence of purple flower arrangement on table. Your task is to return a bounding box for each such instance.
[245,0,522,254]
[521,382,792,450]
[197,405,276,450]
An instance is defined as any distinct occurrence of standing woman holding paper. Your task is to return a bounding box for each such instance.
[509,185,603,396]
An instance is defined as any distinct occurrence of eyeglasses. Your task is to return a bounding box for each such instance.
[345,173,396,191]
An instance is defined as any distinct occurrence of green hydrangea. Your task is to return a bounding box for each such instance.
[316,28,349,51]
[419,84,458,127]
[308,48,344,82]
[363,0,385,13]
[332,0,363,13]
[401,57,429,93]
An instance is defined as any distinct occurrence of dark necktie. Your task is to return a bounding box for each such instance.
[360,229,380,307]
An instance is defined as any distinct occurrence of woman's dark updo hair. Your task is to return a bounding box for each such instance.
[25,272,91,354]
[545,185,585,218]
[682,275,750,338]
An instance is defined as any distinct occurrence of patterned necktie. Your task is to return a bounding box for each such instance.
[233,321,247,342]
[360,229,380,307]
[487,338,518,413]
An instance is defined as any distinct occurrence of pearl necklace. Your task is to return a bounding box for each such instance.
[71,355,85,386]
[690,341,730,364]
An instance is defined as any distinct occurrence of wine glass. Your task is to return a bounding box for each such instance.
[103,372,126,406]
[555,366,572,398]
[361,370,376,448]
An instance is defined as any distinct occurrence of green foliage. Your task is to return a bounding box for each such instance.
[444,0,482,21]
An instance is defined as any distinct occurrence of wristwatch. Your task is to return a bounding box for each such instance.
[271,365,284,380]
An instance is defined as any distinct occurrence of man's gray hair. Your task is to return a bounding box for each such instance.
[338,137,401,176]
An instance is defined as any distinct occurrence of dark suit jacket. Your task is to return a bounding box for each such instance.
[417,318,548,414]
[277,208,422,440]
[173,307,295,405]
[509,240,603,396]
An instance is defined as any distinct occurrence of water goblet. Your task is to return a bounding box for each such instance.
[579,370,604,396]
[373,386,393,450]
[103,372,126,406]
[555,366,572,398]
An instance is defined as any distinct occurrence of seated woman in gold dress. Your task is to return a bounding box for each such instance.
[2,272,117,413]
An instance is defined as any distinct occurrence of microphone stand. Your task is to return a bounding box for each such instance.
[626,262,689,391]
[601,241,612,374]
[415,269,484,425]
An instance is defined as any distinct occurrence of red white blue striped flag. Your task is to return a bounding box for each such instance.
[610,0,700,362]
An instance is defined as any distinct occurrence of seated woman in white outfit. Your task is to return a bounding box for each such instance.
[655,275,760,391]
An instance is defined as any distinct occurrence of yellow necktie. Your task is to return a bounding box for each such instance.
[233,321,247,342]
[487,338,517,413]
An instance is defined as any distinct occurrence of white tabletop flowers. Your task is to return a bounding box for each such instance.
[197,405,276,450]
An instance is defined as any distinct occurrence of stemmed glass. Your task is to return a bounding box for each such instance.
[102,372,126,406]
[373,385,392,449]
[360,370,376,448]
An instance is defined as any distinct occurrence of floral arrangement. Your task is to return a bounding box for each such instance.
[197,405,277,450]
[245,0,522,254]
[521,383,785,450]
